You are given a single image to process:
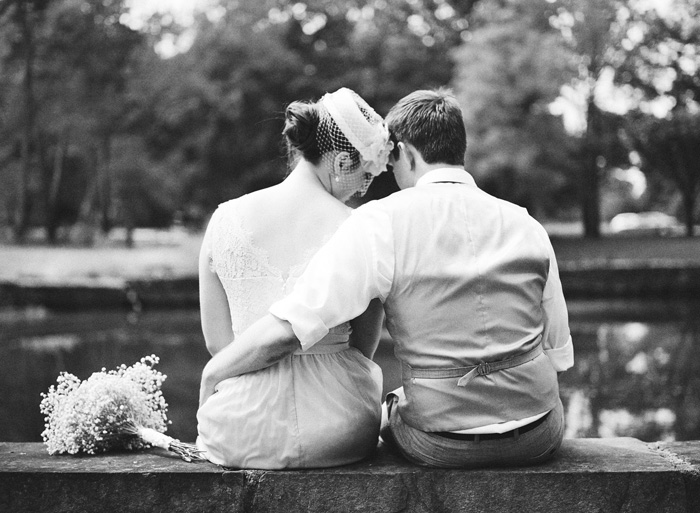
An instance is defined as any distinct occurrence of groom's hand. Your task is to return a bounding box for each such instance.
[199,359,223,407]
[199,371,217,408]
[197,314,302,408]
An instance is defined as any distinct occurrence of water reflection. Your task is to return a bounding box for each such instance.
[0,310,210,443]
[1,299,699,443]
[558,300,700,441]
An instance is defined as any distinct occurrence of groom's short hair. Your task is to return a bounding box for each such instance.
[385,89,466,166]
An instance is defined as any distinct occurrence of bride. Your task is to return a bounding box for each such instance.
[196,88,393,469]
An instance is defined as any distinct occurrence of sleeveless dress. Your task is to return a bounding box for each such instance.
[196,196,383,469]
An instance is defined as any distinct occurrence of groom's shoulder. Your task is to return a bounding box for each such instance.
[377,186,420,206]
[354,189,412,217]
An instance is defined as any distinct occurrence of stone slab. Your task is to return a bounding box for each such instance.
[559,264,700,298]
[657,440,700,468]
[0,276,200,312]
[1,438,699,513]
[4,263,700,311]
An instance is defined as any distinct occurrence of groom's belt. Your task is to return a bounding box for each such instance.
[402,339,543,388]
[434,410,551,441]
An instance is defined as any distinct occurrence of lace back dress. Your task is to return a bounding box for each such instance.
[196,196,383,469]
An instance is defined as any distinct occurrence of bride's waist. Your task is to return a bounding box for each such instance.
[293,336,351,355]
[234,320,350,346]
[288,323,350,354]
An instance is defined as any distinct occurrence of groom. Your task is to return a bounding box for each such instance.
[200,89,574,468]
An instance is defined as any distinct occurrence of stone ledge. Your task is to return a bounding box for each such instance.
[4,264,700,310]
[0,277,199,311]
[558,264,700,298]
[1,439,699,513]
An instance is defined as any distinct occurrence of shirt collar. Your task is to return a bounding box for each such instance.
[415,168,476,187]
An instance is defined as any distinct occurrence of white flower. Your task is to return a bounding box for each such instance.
[359,124,394,176]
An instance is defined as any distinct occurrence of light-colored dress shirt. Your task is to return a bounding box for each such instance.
[271,168,574,432]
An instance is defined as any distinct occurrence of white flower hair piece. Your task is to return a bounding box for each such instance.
[320,88,393,176]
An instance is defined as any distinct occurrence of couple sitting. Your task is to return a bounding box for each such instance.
[196,87,574,469]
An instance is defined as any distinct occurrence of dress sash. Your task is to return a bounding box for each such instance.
[294,342,351,355]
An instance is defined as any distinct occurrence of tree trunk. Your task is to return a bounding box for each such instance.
[98,135,113,234]
[14,0,36,242]
[669,125,697,238]
[71,147,101,245]
[682,191,695,238]
[45,131,68,244]
[582,98,601,238]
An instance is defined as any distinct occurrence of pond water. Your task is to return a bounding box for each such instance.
[1,298,699,444]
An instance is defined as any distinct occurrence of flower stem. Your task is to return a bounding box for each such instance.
[137,427,205,462]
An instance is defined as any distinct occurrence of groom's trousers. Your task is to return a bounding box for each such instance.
[380,389,564,469]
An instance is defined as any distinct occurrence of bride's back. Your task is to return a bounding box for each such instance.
[240,178,350,274]
[208,173,351,337]
[197,88,386,469]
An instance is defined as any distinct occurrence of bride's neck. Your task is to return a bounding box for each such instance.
[285,159,331,195]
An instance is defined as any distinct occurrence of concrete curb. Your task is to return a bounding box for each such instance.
[559,261,700,298]
[2,439,699,512]
[3,263,700,311]
[0,277,199,311]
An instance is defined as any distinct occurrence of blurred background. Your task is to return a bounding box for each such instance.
[1,0,699,446]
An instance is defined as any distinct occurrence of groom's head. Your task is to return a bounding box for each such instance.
[385,89,467,167]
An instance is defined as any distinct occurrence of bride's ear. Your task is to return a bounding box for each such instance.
[333,152,352,177]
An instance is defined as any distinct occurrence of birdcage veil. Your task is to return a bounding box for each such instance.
[317,88,392,196]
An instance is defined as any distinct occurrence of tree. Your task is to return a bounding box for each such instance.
[452,0,579,219]
[626,111,700,236]
[549,0,641,237]
[1,0,482,238]
[0,0,150,243]
[40,0,146,240]
[613,0,700,235]
[0,0,50,241]
[138,0,479,212]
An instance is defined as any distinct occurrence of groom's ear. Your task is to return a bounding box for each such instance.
[389,132,400,159]
[399,142,416,172]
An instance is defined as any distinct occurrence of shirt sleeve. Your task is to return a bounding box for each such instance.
[270,204,394,351]
[538,226,574,372]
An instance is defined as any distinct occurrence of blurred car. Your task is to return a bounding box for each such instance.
[608,212,683,236]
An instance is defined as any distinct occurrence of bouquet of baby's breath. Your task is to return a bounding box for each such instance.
[40,355,202,462]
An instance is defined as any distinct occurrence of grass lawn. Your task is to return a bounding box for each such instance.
[1,228,699,284]
[0,229,203,283]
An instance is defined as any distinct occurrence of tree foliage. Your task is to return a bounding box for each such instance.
[139,0,477,211]
[613,0,700,235]
[452,0,578,219]
[0,0,150,242]
[625,111,700,236]
[2,0,700,243]
[552,0,639,237]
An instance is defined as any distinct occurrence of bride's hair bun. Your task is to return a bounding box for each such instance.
[283,101,321,163]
